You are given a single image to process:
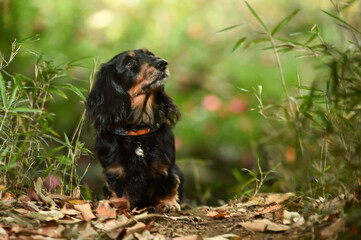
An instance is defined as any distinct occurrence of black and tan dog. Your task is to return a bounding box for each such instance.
[86,48,184,212]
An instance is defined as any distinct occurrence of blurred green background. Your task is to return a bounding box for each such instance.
[1,0,360,205]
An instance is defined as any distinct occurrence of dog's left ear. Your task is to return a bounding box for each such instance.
[86,64,130,133]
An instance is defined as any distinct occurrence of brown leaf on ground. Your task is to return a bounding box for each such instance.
[27,188,40,202]
[205,233,239,240]
[255,203,283,215]
[67,199,88,205]
[173,234,202,240]
[101,217,127,231]
[72,203,96,221]
[96,200,117,220]
[33,177,56,207]
[239,219,290,232]
[321,218,344,239]
[206,209,231,219]
[60,205,81,216]
[1,192,14,201]
[126,222,147,235]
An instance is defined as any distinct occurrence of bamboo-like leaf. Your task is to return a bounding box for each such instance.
[0,72,8,108]
[232,37,247,52]
[10,107,42,113]
[244,38,269,49]
[53,83,86,101]
[245,1,269,33]
[8,86,18,106]
[242,168,257,178]
[257,158,263,175]
[273,37,303,46]
[305,33,318,45]
[271,9,300,36]
[217,23,243,33]
[50,88,68,99]
[321,10,361,35]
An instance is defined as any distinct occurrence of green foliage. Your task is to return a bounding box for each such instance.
[226,3,361,198]
[0,40,90,194]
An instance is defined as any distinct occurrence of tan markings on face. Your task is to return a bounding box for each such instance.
[155,175,181,212]
[129,63,158,97]
[148,162,169,178]
[128,51,136,57]
[105,165,125,178]
[109,193,131,210]
[141,48,148,53]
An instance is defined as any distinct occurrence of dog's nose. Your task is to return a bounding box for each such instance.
[156,60,168,71]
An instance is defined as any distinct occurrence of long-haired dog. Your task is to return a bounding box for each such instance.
[86,48,184,212]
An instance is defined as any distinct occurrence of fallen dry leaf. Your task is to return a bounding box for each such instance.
[205,233,239,240]
[173,234,201,240]
[36,223,65,238]
[72,203,96,221]
[239,219,290,232]
[33,177,56,207]
[321,218,344,239]
[1,192,13,201]
[283,210,305,227]
[206,209,231,219]
[265,193,294,205]
[27,187,40,201]
[126,222,147,235]
[60,206,81,216]
[99,214,128,232]
[68,199,88,205]
[77,222,99,239]
[96,200,117,220]
[255,203,283,215]
[28,210,63,221]
[57,216,83,224]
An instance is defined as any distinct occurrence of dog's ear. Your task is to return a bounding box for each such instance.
[86,64,130,133]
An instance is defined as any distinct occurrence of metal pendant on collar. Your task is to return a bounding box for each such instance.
[135,145,145,157]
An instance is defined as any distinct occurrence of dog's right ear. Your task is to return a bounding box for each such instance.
[86,64,130,133]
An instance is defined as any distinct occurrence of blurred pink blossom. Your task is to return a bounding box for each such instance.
[202,95,222,111]
[43,175,61,191]
[228,98,247,114]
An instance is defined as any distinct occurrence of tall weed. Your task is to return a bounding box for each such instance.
[0,39,90,195]
[226,2,361,198]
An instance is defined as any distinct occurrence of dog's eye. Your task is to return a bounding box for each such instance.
[126,59,136,67]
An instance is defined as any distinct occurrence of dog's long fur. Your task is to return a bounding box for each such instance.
[86,48,184,211]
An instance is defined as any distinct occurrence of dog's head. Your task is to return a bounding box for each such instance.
[86,48,179,133]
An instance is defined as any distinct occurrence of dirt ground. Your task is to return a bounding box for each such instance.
[1,184,354,240]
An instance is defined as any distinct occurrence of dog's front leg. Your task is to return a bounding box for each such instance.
[153,172,182,212]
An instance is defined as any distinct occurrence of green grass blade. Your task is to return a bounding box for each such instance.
[0,72,8,108]
[321,10,361,35]
[257,158,262,175]
[271,9,300,36]
[217,23,243,33]
[244,38,269,49]
[245,1,269,33]
[10,107,43,113]
[8,86,18,106]
[232,37,247,52]
[242,168,257,178]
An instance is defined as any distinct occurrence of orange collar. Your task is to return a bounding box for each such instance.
[113,124,161,136]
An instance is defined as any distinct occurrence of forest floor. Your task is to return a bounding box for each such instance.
[0,180,358,239]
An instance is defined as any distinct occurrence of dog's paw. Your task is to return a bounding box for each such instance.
[155,199,181,212]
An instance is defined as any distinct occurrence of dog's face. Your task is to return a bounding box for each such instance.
[86,48,179,131]
[108,48,169,97]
